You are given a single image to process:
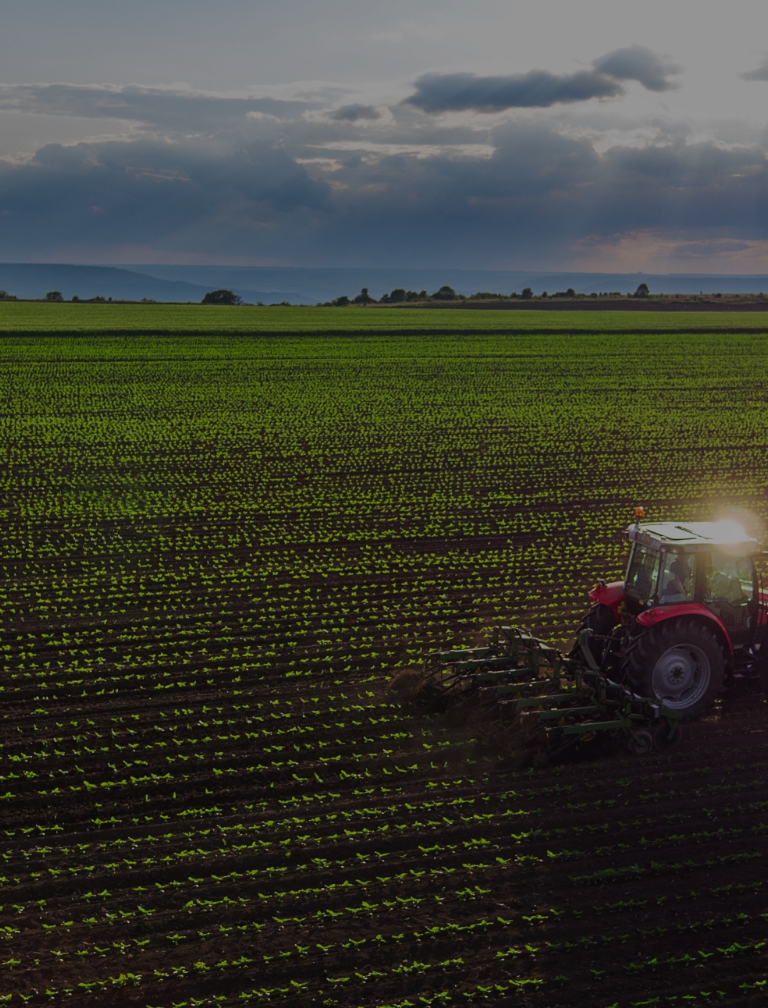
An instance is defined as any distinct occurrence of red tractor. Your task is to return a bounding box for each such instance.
[392,511,766,762]
[582,512,767,718]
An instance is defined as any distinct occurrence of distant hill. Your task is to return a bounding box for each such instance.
[3,263,768,306]
[0,264,304,304]
[129,265,768,303]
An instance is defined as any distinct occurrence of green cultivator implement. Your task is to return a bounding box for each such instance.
[390,508,768,763]
[398,625,683,765]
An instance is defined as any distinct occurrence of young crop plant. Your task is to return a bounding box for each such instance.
[2,329,768,1007]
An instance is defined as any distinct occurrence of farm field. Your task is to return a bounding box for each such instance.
[5,302,768,334]
[1,330,768,1007]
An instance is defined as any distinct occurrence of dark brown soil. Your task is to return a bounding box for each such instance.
[2,661,767,1008]
[4,332,768,1008]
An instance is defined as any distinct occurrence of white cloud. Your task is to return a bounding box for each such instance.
[308,141,496,160]
[567,231,768,273]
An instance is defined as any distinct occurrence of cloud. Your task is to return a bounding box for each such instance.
[309,140,494,160]
[592,45,683,93]
[0,75,766,272]
[288,120,768,268]
[0,135,330,258]
[740,57,768,82]
[0,84,312,131]
[405,69,621,113]
[567,231,768,273]
[405,45,682,113]
[329,103,382,121]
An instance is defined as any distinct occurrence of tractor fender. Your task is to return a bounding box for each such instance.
[636,603,733,655]
[588,580,625,619]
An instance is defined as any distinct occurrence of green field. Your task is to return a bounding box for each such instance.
[2,331,768,1007]
[3,301,768,333]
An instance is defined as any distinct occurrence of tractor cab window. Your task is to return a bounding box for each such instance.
[704,552,755,629]
[658,551,695,605]
[625,545,660,601]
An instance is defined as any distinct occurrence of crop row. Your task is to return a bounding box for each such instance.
[3,332,768,1006]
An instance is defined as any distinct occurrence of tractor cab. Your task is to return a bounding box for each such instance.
[624,520,761,646]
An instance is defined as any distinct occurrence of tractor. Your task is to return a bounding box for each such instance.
[392,511,767,762]
[583,511,767,718]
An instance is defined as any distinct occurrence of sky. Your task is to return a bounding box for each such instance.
[2,0,768,272]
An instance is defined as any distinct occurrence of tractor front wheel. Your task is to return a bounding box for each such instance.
[622,617,724,719]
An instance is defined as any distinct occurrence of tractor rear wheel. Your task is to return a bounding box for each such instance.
[622,617,724,719]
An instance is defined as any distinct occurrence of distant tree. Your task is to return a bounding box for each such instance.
[0,290,17,301]
[71,295,80,302]
[202,289,242,305]
[521,287,533,300]
[331,295,350,307]
[353,287,375,304]
[634,282,650,298]
[45,290,64,302]
[381,288,424,303]
[431,285,458,300]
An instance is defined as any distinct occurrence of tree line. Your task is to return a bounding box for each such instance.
[319,283,653,305]
[0,282,661,305]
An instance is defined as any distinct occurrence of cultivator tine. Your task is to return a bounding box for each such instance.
[412,619,684,764]
[536,705,600,721]
[516,689,582,707]
[494,680,558,696]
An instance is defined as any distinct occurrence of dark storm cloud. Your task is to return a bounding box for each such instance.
[591,45,683,92]
[0,136,329,254]
[329,103,382,121]
[741,58,768,82]
[0,104,766,265]
[299,123,768,265]
[405,45,682,112]
[405,69,621,113]
[0,83,312,129]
